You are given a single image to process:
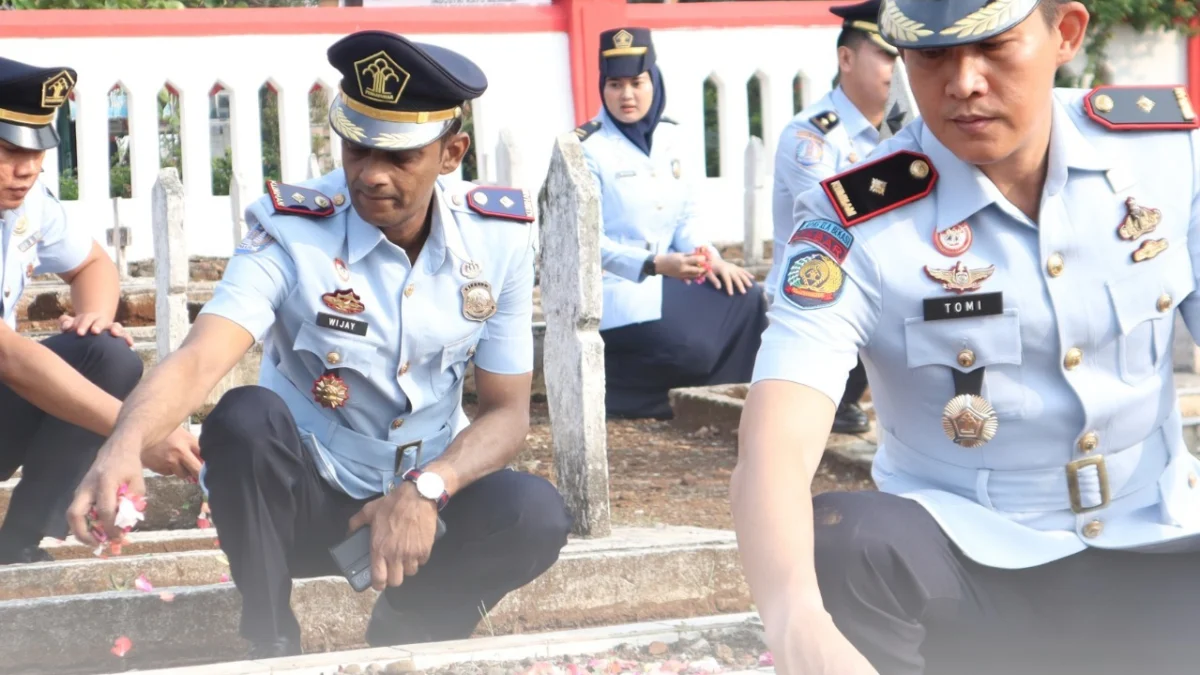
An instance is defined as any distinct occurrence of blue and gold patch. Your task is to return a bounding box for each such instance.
[466,186,534,223]
[235,223,276,255]
[266,180,336,218]
[794,130,827,167]
[782,248,845,310]
[788,218,854,264]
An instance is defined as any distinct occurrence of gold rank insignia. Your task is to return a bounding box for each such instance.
[810,110,841,135]
[1132,238,1168,263]
[312,373,350,409]
[267,181,337,218]
[1084,85,1199,131]
[1117,196,1161,241]
[925,261,995,294]
[821,150,938,228]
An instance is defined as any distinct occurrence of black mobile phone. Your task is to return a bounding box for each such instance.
[329,517,447,593]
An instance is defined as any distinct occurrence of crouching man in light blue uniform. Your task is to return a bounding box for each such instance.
[732,0,1200,673]
[68,30,571,658]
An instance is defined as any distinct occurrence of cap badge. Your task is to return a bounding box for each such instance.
[354,51,410,105]
[41,71,75,108]
[613,30,634,50]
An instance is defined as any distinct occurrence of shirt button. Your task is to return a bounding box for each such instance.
[1064,348,1083,370]
[467,345,476,358]
[957,348,975,368]
[1189,472,1198,489]
[391,418,404,430]
[404,284,415,298]
[1157,294,1172,313]
[1046,253,1064,277]
[398,361,409,376]
[1083,520,1104,539]
[326,351,341,365]
[1078,431,1099,453]
[451,194,462,206]
[3,288,9,298]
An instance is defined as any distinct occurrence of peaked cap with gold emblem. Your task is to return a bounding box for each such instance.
[877,0,1042,50]
[327,30,487,152]
[0,56,77,151]
[599,27,656,79]
[831,0,899,57]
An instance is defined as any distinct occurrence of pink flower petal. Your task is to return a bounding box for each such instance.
[134,575,153,592]
[758,651,774,666]
[219,573,229,583]
[159,592,176,602]
[111,636,132,657]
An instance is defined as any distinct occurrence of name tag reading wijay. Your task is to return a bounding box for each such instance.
[923,292,1003,321]
[317,312,369,336]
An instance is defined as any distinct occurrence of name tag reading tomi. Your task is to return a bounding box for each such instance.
[317,312,368,336]
[923,292,1003,321]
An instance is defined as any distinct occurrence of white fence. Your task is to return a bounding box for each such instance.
[4,24,1187,263]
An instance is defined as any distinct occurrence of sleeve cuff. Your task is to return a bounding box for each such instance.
[751,345,850,407]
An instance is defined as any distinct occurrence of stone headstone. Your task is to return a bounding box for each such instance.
[230,171,249,248]
[743,136,768,266]
[153,168,188,360]
[496,128,521,188]
[880,57,916,140]
[538,132,611,538]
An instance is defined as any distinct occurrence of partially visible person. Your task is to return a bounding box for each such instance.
[765,0,899,435]
[0,56,198,565]
[577,27,768,420]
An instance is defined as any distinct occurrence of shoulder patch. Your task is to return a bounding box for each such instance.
[234,222,275,255]
[809,110,841,135]
[821,150,937,228]
[1084,85,1199,131]
[266,180,336,218]
[781,247,845,310]
[573,120,602,141]
[466,186,534,223]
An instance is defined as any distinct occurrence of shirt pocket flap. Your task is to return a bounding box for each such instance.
[1107,251,1194,335]
[294,320,382,377]
[440,330,482,371]
[904,309,1022,370]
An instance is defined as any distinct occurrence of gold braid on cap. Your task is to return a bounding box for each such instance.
[940,0,1019,38]
[880,0,934,42]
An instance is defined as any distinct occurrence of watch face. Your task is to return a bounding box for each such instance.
[416,472,445,498]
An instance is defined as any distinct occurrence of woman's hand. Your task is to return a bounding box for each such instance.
[653,253,708,281]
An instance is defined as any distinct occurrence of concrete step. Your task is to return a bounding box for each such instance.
[0,527,747,674]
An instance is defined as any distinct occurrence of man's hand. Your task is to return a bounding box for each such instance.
[60,313,132,347]
[142,426,202,480]
[706,259,755,296]
[67,440,146,546]
[770,612,879,675]
[653,252,708,281]
[348,482,439,591]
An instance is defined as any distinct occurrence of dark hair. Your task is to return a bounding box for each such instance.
[1037,0,1067,25]
[439,116,465,146]
[836,26,870,51]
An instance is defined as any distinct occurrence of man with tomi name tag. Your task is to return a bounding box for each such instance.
[67,30,571,657]
[731,0,1200,672]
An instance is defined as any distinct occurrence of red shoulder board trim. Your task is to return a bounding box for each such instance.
[466,186,534,223]
[1083,85,1199,131]
[266,180,336,218]
[820,150,937,228]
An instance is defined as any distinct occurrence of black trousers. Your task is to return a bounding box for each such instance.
[813,491,1200,675]
[200,386,573,648]
[0,333,143,544]
[601,277,769,419]
[841,359,868,407]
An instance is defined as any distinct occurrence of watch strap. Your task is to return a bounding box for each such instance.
[401,468,450,510]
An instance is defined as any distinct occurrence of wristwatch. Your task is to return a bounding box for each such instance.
[401,468,450,510]
[641,254,658,278]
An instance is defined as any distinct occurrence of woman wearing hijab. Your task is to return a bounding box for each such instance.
[575,26,768,420]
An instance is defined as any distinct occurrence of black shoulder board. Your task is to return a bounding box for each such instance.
[820,150,937,228]
[266,180,336,217]
[573,120,602,141]
[1084,85,1199,132]
[810,110,841,135]
[660,115,679,125]
[466,186,534,223]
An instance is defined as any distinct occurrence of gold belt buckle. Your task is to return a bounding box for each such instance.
[392,441,423,477]
[1066,455,1109,514]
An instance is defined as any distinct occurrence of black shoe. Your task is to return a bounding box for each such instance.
[0,545,53,566]
[831,401,870,435]
[247,636,301,659]
[365,596,434,647]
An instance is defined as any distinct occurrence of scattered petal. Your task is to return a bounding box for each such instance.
[111,636,132,657]
[219,573,229,583]
[758,651,774,666]
[134,575,153,592]
[159,592,176,602]
[196,516,211,529]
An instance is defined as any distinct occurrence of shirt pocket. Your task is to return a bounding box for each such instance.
[431,326,486,399]
[291,319,384,380]
[903,309,1025,417]
[1107,252,1195,386]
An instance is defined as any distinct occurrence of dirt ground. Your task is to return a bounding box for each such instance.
[469,400,875,531]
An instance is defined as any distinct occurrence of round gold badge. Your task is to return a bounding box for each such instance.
[941,394,998,448]
[461,281,497,322]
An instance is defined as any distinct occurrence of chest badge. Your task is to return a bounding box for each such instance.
[942,394,999,449]
[925,261,995,294]
[1132,238,1168,263]
[461,281,497,322]
[312,373,350,409]
[12,216,27,236]
[321,289,365,315]
[460,260,482,280]
[1117,197,1161,241]
[334,258,350,282]
[932,222,972,257]
[671,159,682,179]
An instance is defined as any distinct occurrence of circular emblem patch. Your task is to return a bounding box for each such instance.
[782,249,845,310]
[933,222,972,257]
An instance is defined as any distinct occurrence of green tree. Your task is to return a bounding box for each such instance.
[1067,0,1199,87]
[260,86,282,184]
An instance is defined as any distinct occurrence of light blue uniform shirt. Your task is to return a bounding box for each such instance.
[0,176,91,328]
[756,88,1200,570]
[200,170,536,499]
[765,87,882,299]
[580,109,720,331]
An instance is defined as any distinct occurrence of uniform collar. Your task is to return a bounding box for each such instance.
[830,86,879,144]
[922,97,1113,231]
[343,183,469,269]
